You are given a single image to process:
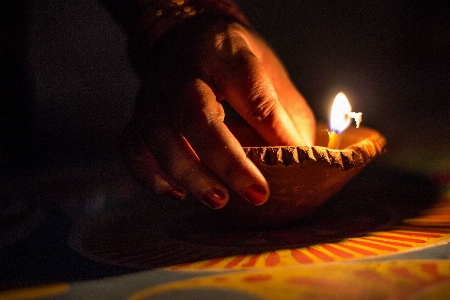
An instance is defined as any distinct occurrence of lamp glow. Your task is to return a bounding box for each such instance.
[327,92,362,149]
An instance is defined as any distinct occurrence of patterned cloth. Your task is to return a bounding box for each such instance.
[137,0,249,47]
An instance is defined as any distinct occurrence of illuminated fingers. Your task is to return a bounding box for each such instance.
[213,47,306,146]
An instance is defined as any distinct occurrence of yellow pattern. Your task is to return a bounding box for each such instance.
[130,261,450,300]
[0,284,69,300]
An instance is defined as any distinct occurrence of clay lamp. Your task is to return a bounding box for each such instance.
[220,93,386,228]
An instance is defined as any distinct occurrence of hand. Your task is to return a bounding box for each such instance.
[121,16,315,209]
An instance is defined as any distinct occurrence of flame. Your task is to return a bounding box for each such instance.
[330,92,352,133]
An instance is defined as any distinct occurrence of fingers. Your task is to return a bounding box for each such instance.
[213,47,307,146]
[122,22,316,210]
[122,106,230,209]
[120,120,187,200]
[145,124,231,209]
[122,81,269,209]
[171,79,270,206]
[249,37,316,146]
[122,116,231,209]
[281,91,316,146]
[121,79,269,209]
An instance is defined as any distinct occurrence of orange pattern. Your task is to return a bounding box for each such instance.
[130,261,450,300]
[169,227,450,270]
[166,168,450,271]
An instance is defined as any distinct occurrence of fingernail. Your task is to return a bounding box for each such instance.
[244,184,267,205]
[203,188,227,209]
[166,187,186,201]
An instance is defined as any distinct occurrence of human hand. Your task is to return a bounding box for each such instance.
[121,16,315,209]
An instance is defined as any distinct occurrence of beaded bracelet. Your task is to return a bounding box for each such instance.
[137,0,249,48]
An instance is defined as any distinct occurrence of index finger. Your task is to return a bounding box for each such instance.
[173,78,271,207]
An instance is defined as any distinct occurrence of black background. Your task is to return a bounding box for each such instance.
[1,0,449,164]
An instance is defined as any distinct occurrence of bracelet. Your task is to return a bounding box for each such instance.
[137,0,249,48]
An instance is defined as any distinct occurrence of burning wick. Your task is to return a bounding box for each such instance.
[327,131,341,149]
[327,93,362,149]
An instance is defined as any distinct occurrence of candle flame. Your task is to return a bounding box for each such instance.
[330,92,352,133]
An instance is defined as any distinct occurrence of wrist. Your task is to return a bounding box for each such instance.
[129,0,249,77]
[137,0,249,47]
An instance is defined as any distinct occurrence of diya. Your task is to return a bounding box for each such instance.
[220,121,387,228]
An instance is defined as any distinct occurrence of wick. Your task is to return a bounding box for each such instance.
[324,129,335,136]
[345,112,363,128]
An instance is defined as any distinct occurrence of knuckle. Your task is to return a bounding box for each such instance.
[152,180,173,195]
[127,150,168,193]
[246,93,278,122]
[181,103,225,133]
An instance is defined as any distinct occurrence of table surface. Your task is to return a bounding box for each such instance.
[1,117,449,300]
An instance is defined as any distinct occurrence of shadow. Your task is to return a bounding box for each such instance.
[319,163,441,223]
[66,164,440,269]
[0,193,133,290]
[169,163,440,247]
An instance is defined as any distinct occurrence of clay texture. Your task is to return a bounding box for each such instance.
[219,123,387,228]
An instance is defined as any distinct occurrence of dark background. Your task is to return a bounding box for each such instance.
[1,0,449,168]
[237,1,449,138]
[0,0,448,288]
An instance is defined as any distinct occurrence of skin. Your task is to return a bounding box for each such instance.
[121,16,315,210]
